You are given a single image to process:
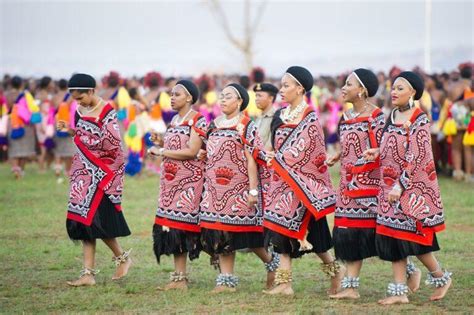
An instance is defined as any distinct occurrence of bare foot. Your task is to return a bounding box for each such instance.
[112,257,132,280]
[327,265,346,295]
[407,268,421,292]
[211,285,237,294]
[329,288,360,299]
[378,295,409,305]
[262,283,294,296]
[67,274,95,287]
[266,271,276,289]
[430,278,452,301]
[157,280,188,291]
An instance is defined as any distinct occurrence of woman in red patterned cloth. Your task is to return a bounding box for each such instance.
[199,83,279,293]
[364,71,452,305]
[263,66,344,296]
[147,80,207,290]
[62,73,132,287]
[326,68,386,299]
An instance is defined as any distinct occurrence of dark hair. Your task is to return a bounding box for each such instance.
[460,66,472,79]
[128,87,138,99]
[40,76,52,89]
[165,77,176,86]
[11,76,22,89]
[149,77,160,88]
[58,79,68,90]
[107,75,119,88]
[239,75,250,89]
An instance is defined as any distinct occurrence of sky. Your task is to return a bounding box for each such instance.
[0,0,473,79]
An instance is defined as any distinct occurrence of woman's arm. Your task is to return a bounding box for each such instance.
[159,129,203,160]
[245,148,259,207]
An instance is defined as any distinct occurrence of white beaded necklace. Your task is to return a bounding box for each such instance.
[217,113,240,128]
[281,101,307,123]
[173,108,193,126]
[347,103,369,119]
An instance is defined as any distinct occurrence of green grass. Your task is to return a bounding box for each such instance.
[0,162,473,313]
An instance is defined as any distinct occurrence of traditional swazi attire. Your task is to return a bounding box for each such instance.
[8,91,37,161]
[200,114,265,252]
[333,108,385,262]
[376,71,451,297]
[264,107,336,257]
[376,107,445,259]
[332,68,384,270]
[54,93,77,159]
[153,107,208,262]
[66,102,130,240]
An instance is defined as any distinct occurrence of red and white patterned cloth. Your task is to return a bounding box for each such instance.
[335,108,385,228]
[263,108,336,240]
[155,113,207,232]
[199,115,264,232]
[377,108,445,245]
[67,104,124,226]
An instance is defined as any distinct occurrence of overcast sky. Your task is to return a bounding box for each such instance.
[1,0,472,78]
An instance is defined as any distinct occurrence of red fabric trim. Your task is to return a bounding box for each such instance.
[376,223,445,246]
[67,189,104,226]
[200,221,263,233]
[334,217,376,228]
[271,158,335,219]
[263,212,311,240]
[343,188,379,198]
[155,216,201,232]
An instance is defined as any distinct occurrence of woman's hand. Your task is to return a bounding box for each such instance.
[265,150,275,166]
[149,132,164,147]
[388,186,401,204]
[197,149,207,160]
[363,148,380,161]
[247,194,257,207]
[326,152,341,167]
[56,120,67,131]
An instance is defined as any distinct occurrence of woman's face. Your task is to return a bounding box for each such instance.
[170,85,191,111]
[279,74,304,104]
[71,90,94,107]
[341,73,364,103]
[391,78,415,107]
[219,87,242,115]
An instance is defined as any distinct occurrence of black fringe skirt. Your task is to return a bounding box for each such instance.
[264,215,333,259]
[66,196,131,241]
[333,227,377,262]
[152,224,202,263]
[375,233,440,262]
[200,228,264,255]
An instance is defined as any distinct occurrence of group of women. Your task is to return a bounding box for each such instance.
[63,65,451,305]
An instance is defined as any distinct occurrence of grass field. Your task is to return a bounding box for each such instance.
[0,162,473,313]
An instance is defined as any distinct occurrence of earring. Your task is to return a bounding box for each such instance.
[409,96,414,108]
[358,92,362,98]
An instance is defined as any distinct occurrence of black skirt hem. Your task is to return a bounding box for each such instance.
[333,227,377,262]
[152,224,201,263]
[201,228,264,255]
[375,233,440,262]
[264,216,333,259]
[66,196,131,241]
